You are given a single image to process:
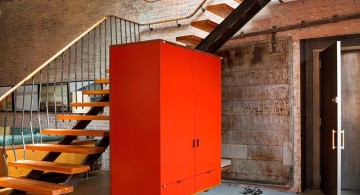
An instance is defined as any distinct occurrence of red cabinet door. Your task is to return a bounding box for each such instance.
[110,41,162,195]
[195,52,221,175]
[160,43,196,185]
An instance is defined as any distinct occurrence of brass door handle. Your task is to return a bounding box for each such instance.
[341,130,345,150]
[332,129,336,150]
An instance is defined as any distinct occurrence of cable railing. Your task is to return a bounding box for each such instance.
[0,15,140,177]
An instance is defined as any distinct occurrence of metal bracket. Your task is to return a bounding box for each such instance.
[300,20,306,28]
[201,6,205,12]
[176,20,181,27]
[332,14,340,23]
[240,31,245,38]
[149,25,153,31]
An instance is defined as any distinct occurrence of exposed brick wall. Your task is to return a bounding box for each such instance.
[0,0,144,86]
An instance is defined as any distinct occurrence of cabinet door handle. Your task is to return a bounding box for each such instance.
[332,129,336,150]
[196,139,199,147]
[193,140,195,148]
[341,130,345,150]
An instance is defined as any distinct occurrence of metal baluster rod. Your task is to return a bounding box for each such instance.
[53,59,58,129]
[115,18,118,45]
[21,84,27,160]
[110,16,113,45]
[74,42,78,107]
[67,47,71,114]
[93,28,96,91]
[137,23,140,42]
[120,19,123,44]
[61,53,65,115]
[104,18,107,80]
[125,20,128,43]
[2,98,9,176]
[29,77,35,144]
[81,37,84,107]
[12,90,17,161]
[99,23,102,80]
[38,70,43,143]
[130,21,132,43]
[87,32,90,93]
[46,65,50,128]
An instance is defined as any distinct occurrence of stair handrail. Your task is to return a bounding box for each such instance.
[0,15,139,103]
[0,0,211,102]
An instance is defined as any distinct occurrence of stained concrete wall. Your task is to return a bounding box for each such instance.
[219,39,293,186]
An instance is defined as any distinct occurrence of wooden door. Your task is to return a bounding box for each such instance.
[194,52,221,176]
[160,43,196,186]
[320,41,342,195]
[341,49,360,190]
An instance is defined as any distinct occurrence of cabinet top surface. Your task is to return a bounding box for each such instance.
[110,39,221,59]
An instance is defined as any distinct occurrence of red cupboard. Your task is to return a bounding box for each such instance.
[110,40,221,195]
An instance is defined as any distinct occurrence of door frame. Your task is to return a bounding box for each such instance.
[300,34,360,191]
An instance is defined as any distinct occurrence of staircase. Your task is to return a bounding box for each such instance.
[177,0,270,53]
[0,69,112,194]
[0,15,139,194]
[0,0,270,194]
[176,0,240,47]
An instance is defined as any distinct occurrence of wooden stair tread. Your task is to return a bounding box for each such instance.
[234,0,243,3]
[42,129,109,137]
[106,68,110,73]
[26,144,105,154]
[56,115,110,121]
[83,89,109,95]
[176,35,203,47]
[8,160,90,175]
[95,79,109,84]
[191,19,218,33]
[206,3,234,18]
[70,102,110,107]
[0,177,73,195]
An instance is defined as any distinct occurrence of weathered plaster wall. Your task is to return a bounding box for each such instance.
[219,38,294,186]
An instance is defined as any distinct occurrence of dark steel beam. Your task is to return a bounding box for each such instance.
[64,136,109,186]
[195,0,271,53]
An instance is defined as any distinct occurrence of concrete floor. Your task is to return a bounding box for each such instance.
[198,185,295,195]
[199,186,360,195]
[72,171,360,195]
